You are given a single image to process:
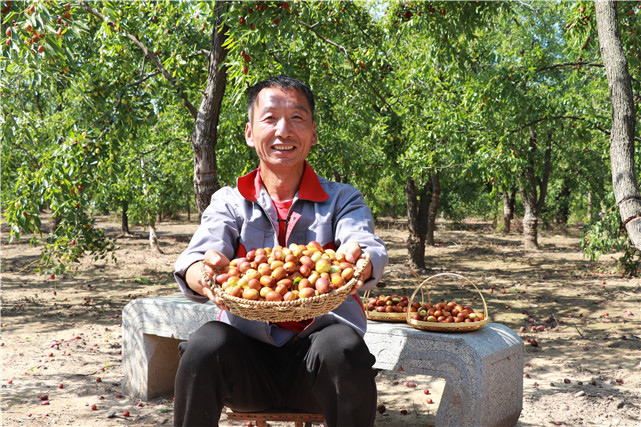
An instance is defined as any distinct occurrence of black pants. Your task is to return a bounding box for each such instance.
[174,322,377,427]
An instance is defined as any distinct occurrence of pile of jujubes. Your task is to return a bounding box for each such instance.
[215,241,357,302]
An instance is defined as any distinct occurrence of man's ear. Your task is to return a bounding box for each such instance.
[245,123,255,147]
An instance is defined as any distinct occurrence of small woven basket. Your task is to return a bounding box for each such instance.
[406,272,489,332]
[364,304,407,322]
[364,270,427,323]
[208,252,370,323]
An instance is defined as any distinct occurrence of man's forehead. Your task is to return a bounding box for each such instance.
[255,87,311,113]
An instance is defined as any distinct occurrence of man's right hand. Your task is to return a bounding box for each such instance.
[185,249,231,311]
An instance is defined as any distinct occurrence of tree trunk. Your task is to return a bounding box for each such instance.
[521,198,538,249]
[191,3,229,218]
[51,214,62,234]
[426,172,440,246]
[147,209,163,254]
[502,188,516,233]
[595,2,641,250]
[518,128,552,250]
[492,183,499,229]
[186,191,191,222]
[555,183,571,226]
[405,178,430,269]
[121,200,130,234]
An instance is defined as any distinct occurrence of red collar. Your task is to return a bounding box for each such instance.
[237,162,329,203]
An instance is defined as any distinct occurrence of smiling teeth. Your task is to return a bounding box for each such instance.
[274,146,294,151]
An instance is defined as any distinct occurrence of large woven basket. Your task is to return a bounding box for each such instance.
[406,272,489,332]
[209,252,370,322]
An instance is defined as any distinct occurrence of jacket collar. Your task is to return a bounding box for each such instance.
[237,161,329,203]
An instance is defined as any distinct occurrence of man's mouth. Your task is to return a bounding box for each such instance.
[273,145,294,151]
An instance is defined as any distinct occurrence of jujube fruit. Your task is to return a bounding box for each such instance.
[215,241,360,301]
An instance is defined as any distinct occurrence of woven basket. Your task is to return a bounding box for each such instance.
[208,252,370,322]
[406,273,489,332]
[364,269,429,323]
[365,306,407,322]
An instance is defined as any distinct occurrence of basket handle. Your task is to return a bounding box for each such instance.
[406,273,488,324]
[364,266,426,302]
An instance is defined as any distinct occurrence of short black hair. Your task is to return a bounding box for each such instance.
[246,74,315,121]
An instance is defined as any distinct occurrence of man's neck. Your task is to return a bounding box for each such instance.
[259,163,304,202]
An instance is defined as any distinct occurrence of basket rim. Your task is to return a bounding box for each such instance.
[405,272,490,331]
[362,292,411,322]
[407,316,489,332]
[365,310,407,321]
[207,252,370,321]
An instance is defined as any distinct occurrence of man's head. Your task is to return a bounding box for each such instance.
[244,75,318,175]
[247,74,315,123]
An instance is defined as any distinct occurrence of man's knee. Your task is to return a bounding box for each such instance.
[308,324,375,372]
[179,321,243,365]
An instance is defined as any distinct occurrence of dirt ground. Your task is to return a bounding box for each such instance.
[1,215,640,426]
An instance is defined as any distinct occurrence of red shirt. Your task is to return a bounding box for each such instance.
[272,198,292,247]
[271,185,313,332]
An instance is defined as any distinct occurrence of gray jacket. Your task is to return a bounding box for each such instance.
[174,163,388,346]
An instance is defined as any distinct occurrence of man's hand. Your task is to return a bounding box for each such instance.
[185,249,231,310]
[337,241,372,294]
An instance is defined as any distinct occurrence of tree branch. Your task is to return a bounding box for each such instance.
[510,114,641,143]
[127,70,161,87]
[78,1,198,119]
[537,61,604,72]
[299,20,392,113]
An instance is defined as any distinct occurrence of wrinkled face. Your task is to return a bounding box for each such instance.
[245,87,317,173]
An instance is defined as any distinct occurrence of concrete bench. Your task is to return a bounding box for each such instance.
[122,294,523,427]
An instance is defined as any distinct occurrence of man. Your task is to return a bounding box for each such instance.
[173,75,388,427]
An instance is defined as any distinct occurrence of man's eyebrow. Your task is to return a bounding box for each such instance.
[258,104,311,115]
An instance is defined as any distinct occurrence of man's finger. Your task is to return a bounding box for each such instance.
[204,249,230,269]
[203,285,228,311]
[340,241,362,263]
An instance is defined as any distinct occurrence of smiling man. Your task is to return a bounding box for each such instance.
[173,75,388,427]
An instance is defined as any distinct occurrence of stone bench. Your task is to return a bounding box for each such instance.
[122,294,523,427]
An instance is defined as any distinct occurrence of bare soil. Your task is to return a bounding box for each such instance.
[1,215,640,426]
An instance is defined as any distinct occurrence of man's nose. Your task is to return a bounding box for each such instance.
[275,117,292,137]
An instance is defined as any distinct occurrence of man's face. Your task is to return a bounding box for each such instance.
[245,87,317,173]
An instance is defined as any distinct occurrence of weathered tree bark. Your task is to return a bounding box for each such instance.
[191,3,229,217]
[555,183,572,226]
[405,178,431,269]
[147,209,163,254]
[492,184,499,229]
[121,200,130,234]
[426,172,440,246]
[595,2,641,250]
[51,214,62,234]
[186,192,191,222]
[140,158,163,254]
[502,188,517,233]
[519,128,552,250]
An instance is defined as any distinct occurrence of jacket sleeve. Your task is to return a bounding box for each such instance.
[332,185,388,292]
[173,187,243,303]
